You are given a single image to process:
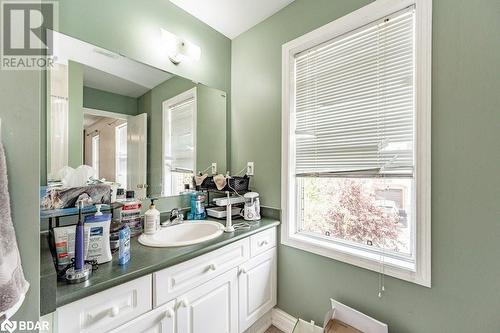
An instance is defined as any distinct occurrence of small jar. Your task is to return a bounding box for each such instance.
[110,218,124,253]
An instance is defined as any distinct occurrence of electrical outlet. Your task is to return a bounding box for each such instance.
[247,162,254,176]
[211,163,217,175]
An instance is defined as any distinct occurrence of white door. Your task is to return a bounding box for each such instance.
[109,300,176,333]
[238,248,277,332]
[127,113,147,199]
[176,268,238,333]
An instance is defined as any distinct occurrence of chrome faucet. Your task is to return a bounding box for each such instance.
[224,191,235,233]
[162,208,184,227]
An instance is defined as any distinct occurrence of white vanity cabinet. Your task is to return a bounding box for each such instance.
[238,248,277,332]
[176,268,239,333]
[109,300,176,333]
[56,275,153,333]
[55,227,277,333]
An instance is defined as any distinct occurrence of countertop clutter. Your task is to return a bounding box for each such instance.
[40,218,280,315]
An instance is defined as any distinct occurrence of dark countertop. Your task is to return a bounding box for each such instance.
[40,232,57,315]
[40,218,280,314]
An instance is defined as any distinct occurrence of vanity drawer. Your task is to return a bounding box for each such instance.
[154,238,249,307]
[56,275,152,333]
[250,227,276,258]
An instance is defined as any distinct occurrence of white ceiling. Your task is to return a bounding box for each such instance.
[83,65,151,98]
[52,30,174,97]
[83,114,104,128]
[83,115,122,129]
[169,0,295,39]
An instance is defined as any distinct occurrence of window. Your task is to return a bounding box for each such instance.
[91,134,100,178]
[49,95,69,177]
[115,123,127,188]
[282,0,431,286]
[162,88,197,196]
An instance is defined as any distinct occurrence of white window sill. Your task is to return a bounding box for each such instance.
[282,232,430,287]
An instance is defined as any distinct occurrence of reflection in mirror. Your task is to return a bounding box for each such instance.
[47,31,227,199]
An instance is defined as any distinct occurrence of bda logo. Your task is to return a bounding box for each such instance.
[0,319,17,333]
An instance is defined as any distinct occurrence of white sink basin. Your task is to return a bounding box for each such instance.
[138,221,224,247]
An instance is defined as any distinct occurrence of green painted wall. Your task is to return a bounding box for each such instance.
[231,0,500,332]
[138,78,227,196]
[0,72,41,324]
[83,87,138,116]
[57,0,231,94]
[67,60,84,167]
[56,0,232,203]
[138,76,196,195]
[197,85,227,174]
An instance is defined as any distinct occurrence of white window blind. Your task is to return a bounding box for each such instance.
[49,95,69,175]
[92,134,100,178]
[294,7,415,177]
[164,97,196,173]
[115,123,127,188]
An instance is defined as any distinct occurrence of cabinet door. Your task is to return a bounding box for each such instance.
[176,268,238,333]
[238,248,277,332]
[109,300,176,333]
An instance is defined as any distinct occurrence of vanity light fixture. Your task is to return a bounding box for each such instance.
[93,48,120,59]
[161,29,201,65]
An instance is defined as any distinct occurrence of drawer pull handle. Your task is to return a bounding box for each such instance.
[165,308,175,318]
[258,240,269,247]
[238,267,247,275]
[110,306,120,317]
[177,298,189,309]
[207,263,217,272]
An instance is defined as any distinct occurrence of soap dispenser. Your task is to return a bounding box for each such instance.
[144,198,160,234]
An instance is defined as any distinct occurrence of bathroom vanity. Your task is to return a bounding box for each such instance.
[39,22,278,333]
[41,219,279,333]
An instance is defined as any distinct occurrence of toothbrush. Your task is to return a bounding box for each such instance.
[74,201,85,271]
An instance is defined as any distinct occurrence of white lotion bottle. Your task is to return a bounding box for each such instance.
[144,198,160,234]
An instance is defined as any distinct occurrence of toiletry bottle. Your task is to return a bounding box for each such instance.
[84,210,113,264]
[188,192,207,220]
[120,200,143,237]
[109,218,123,254]
[116,188,126,201]
[95,204,103,216]
[144,198,160,234]
[118,225,131,265]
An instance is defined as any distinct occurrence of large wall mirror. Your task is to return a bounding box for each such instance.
[47,31,227,199]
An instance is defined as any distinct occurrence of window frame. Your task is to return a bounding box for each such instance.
[115,122,128,188]
[281,0,431,287]
[161,87,197,196]
[91,134,100,179]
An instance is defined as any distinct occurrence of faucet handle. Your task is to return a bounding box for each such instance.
[170,208,179,221]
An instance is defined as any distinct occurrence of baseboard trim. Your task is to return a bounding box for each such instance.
[271,308,297,333]
[244,311,273,333]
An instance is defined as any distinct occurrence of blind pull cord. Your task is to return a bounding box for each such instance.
[378,247,386,298]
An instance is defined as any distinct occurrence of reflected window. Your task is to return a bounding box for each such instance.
[162,88,196,196]
[115,123,127,188]
[91,135,100,178]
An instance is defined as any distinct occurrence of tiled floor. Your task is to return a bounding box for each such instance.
[265,326,285,333]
